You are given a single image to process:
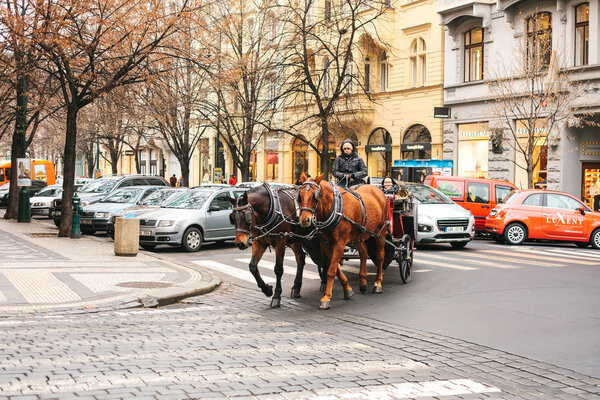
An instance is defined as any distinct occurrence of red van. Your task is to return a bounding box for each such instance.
[424,175,517,233]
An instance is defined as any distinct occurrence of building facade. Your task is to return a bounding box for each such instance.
[438,0,600,205]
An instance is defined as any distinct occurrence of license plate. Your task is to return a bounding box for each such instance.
[445,226,463,232]
[80,219,91,225]
[140,230,152,236]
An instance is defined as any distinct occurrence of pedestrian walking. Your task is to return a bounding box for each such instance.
[228,174,237,185]
[169,174,177,187]
[591,178,600,211]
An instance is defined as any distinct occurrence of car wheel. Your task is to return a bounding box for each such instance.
[451,241,469,249]
[590,229,600,250]
[491,233,505,244]
[181,227,203,252]
[574,241,589,248]
[141,244,156,251]
[503,223,527,245]
[53,219,60,228]
[81,228,96,235]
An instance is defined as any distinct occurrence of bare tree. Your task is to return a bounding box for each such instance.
[34,0,191,236]
[277,0,391,178]
[487,14,593,188]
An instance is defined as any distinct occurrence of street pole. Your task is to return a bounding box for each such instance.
[17,0,30,223]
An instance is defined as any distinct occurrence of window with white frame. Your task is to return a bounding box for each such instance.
[527,12,552,68]
[464,27,484,81]
[575,3,589,66]
[380,51,388,92]
[409,38,426,87]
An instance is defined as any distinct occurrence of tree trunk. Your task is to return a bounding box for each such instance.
[58,104,79,237]
[4,135,22,219]
[181,159,190,187]
[527,166,534,189]
[111,154,118,175]
[86,155,95,178]
[134,151,141,174]
[320,117,330,179]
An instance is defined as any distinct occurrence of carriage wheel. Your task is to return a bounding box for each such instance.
[398,234,413,284]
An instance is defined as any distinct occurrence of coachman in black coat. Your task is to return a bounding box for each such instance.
[332,139,367,188]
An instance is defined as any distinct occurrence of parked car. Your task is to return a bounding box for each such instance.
[107,188,188,236]
[403,182,476,248]
[0,180,47,208]
[137,186,246,251]
[51,175,169,226]
[191,183,233,189]
[486,189,600,248]
[30,185,63,217]
[424,175,517,234]
[236,182,295,190]
[78,186,165,234]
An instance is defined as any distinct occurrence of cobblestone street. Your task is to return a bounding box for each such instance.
[2,282,599,399]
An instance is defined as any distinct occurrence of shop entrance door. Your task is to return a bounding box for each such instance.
[582,163,600,209]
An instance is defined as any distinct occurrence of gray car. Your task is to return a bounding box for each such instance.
[137,187,246,251]
[30,185,63,217]
[79,186,165,234]
[405,183,476,248]
[107,188,188,235]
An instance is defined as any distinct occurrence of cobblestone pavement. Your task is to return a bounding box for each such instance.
[1,283,599,399]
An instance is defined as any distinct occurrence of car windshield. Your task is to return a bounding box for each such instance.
[35,187,62,197]
[163,190,213,209]
[0,182,9,190]
[140,189,181,206]
[100,187,143,203]
[79,178,119,194]
[407,184,453,204]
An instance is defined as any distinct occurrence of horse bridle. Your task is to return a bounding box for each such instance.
[298,181,322,214]
[231,201,254,236]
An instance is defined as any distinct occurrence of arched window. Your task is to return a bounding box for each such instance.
[527,12,552,68]
[366,128,392,177]
[364,57,371,92]
[345,52,354,95]
[464,27,484,81]
[402,124,431,159]
[409,39,426,87]
[575,3,589,66]
[292,137,308,182]
[380,51,388,92]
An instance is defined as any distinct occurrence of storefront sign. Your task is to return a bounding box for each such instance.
[459,130,489,139]
[401,142,431,152]
[434,107,451,118]
[125,150,134,156]
[365,144,392,152]
[267,152,279,164]
[17,158,31,187]
[516,119,548,136]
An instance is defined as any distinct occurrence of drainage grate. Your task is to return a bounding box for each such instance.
[30,233,58,238]
[117,281,173,289]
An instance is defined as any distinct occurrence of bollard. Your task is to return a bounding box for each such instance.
[17,187,31,223]
[114,217,139,256]
[71,193,81,239]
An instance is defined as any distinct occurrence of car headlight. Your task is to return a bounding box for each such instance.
[418,224,433,232]
[95,212,110,218]
[33,202,45,207]
[158,220,175,227]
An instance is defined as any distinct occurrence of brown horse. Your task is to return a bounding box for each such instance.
[298,174,389,309]
[230,183,329,308]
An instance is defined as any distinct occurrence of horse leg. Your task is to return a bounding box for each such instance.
[319,243,352,309]
[372,237,385,294]
[270,242,286,308]
[336,266,354,300]
[249,242,273,297]
[355,240,369,294]
[289,242,305,298]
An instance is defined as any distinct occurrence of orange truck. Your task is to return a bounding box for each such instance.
[0,159,56,186]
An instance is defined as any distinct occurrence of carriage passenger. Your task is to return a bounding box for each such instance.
[332,139,367,189]
[380,176,399,195]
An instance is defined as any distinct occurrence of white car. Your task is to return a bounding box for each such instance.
[30,185,63,217]
[405,183,476,248]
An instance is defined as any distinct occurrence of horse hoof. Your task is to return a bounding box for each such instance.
[270,298,281,308]
[263,284,273,297]
[320,282,326,292]
[319,301,330,310]
[372,285,383,294]
[290,288,301,298]
[359,285,367,294]
[344,289,354,300]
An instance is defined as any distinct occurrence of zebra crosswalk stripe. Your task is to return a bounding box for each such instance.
[480,249,594,265]
[235,258,321,280]
[414,259,478,271]
[416,253,522,269]
[191,260,275,285]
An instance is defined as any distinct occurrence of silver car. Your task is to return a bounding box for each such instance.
[406,183,476,248]
[137,187,246,251]
[30,185,63,217]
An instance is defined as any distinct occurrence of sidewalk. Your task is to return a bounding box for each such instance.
[0,214,221,316]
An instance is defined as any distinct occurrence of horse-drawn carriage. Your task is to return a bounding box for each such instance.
[342,186,416,284]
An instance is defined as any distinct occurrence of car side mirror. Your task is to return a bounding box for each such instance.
[209,205,220,212]
[498,198,503,204]
[579,206,586,216]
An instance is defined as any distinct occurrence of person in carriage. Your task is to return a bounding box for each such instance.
[380,175,399,195]
[332,139,367,189]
